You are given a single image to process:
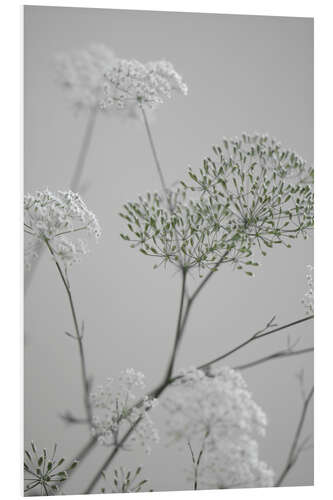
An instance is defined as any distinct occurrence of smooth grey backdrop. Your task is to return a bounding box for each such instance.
[24,6,314,494]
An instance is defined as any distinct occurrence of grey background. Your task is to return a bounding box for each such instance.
[24,6,314,494]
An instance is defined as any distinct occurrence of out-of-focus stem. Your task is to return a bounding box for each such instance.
[70,106,98,192]
[24,106,98,294]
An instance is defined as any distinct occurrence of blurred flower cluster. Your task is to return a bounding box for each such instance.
[120,134,313,275]
[102,58,188,110]
[91,368,159,454]
[55,43,117,112]
[24,189,101,269]
[302,264,314,315]
[24,442,78,496]
[163,367,274,489]
[55,44,187,117]
[101,466,152,494]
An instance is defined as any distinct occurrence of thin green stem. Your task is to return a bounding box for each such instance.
[190,250,230,304]
[44,239,92,425]
[70,106,98,192]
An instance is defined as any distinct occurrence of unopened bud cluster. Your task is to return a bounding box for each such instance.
[120,134,313,276]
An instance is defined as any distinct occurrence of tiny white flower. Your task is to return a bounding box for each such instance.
[24,189,101,269]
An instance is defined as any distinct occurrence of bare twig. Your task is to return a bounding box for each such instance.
[235,347,314,371]
[197,315,313,372]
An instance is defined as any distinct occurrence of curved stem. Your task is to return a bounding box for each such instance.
[45,239,92,425]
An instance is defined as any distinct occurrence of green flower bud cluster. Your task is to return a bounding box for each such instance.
[120,134,313,275]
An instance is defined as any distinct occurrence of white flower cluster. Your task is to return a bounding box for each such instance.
[164,367,274,489]
[55,43,117,111]
[103,58,188,110]
[302,264,314,315]
[202,436,275,489]
[24,189,101,269]
[90,369,159,454]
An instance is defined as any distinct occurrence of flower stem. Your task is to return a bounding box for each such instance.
[81,313,313,493]
[70,105,98,192]
[140,106,169,203]
[44,239,93,425]
[164,268,188,381]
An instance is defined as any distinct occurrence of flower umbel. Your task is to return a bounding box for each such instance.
[24,442,78,496]
[163,367,274,489]
[55,43,117,112]
[185,133,313,255]
[120,134,313,275]
[102,58,188,110]
[100,466,152,494]
[24,189,101,269]
[90,369,159,454]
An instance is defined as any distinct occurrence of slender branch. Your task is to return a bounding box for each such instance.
[44,239,93,425]
[197,315,313,372]
[84,314,313,492]
[190,251,230,304]
[84,417,142,494]
[275,386,314,486]
[235,347,313,371]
